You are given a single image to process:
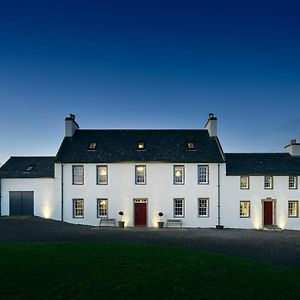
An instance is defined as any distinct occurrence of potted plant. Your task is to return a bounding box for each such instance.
[158,212,164,228]
[118,211,125,228]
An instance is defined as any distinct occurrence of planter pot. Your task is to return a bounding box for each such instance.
[119,221,125,228]
[158,221,164,228]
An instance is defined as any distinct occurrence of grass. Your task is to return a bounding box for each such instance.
[0,243,300,299]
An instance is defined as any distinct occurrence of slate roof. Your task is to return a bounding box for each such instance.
[55,129,224,163]
[0,157,55,178]
[225,153,300,175]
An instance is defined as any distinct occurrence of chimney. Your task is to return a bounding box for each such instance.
[285,139,300,156]
[204,113,217,137]
[65,114,79,137]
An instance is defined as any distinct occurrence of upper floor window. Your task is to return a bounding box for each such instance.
[135,165,146,184]
[73,199,84,218]
[240,201,250,218]
[288,201,299,218]
[240,176,249,189]
[198,198,209,217]
[187,142,195,150]
[73,165,84,185]
[97,165,108,185]
[97,199,108,218]
[174,165,185,184]
[174,198,185,218]
[264,176,273,189]
[88,142,97,150]
[289,176,298,189]
[137,142,145,150]
[198,165,209,184]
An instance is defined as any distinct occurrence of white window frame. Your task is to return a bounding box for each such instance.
[264,176,273,189]
[288,200,298,218]
[97,165,108,185]
[135,165,146,185]
[289,176,298,189]
[97,199,108,218]
[240,201,250,218]
[72,165,84,185]
[173,165,185,185]
[73,199,84,218]
[173,198,185,218]
[240,176,249,189]
[198,198,209,217]
[198,165,209,184]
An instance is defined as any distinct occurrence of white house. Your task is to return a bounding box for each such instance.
[1,114,300,230]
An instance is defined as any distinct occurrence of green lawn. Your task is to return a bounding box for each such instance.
[0,243,300,299]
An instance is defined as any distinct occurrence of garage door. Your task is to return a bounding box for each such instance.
[9,191,34,216]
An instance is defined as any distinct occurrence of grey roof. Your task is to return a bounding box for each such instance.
[0,157,55,178]
[225,153,300,175]
[55,129,224,163]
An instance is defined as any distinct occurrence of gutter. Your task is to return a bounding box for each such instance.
[216,163,224,229]
[61,163,64,222]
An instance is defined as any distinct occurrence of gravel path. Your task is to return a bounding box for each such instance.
[1,216,300,269]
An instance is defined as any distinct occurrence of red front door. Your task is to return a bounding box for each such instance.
[135,203,147,226]
[264,201,273,225]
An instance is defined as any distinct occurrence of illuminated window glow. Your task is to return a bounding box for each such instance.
[288,201,298,218]
[97,199,108,217]
[240,201,250,218]
[135,165,146,184]
[174,165,184,184]
[97,165,108,184]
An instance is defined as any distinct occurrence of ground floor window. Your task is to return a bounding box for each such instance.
[174,198,184,218]
[240,201,250,218]
[97,199,108,217]
[198,198,209,217]
[73,199,84,218]
[288,201,298,218]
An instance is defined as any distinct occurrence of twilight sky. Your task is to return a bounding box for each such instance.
[0,0,300,164]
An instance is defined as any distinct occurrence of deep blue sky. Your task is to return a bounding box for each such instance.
[0,0,300,164]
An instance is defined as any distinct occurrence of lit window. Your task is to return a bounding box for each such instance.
[187,142,195,150]
[288,201,298,218]
[198,198,209,217]
[97,165,108,185]
[174,198,184,218]
[135,165,146,184]
[88,142,97,150]
[24,165,34,172]
[73,199,84,218]
[73,165,84,185]
[264,176,273,189]
[97,199,108,217]
[289,176,298,189]
[240,201,250,218]
[174,165,185,184]
[240,176,249,189]
[198,165,209,184]
[137,142,145,150]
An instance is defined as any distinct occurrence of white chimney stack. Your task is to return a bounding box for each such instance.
[65,114,79,137]
[285,139,300,156]
[204,113,217,137]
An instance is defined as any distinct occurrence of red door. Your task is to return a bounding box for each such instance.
[135,203,147,226]
[264,202,273,225]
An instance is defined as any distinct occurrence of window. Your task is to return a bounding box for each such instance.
[73,165,84,185]
[264,176,273,189]
[135,165,146,184]
[187,142,195,150]
[24,165,34,172]
[137,142,145,150]
[73,199,84,218]
[97,199,108,217]
[289,176,298,189]
[174,198,184,217]
[240,201,250,218]
[174,165,185,184]
[88,142,97,150]
[240,176,249,189]
[288,201,298,218]
[198,198,209,217]
[198,165,209,184]
[97,165,108,185]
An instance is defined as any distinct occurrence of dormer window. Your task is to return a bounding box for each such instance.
[187,142,195,150]
[137,142,145,150]
[88,142,97,150]
[24,165,34,172]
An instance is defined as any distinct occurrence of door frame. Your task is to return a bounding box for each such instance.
[261,198,276,227]
[133,198,148,227]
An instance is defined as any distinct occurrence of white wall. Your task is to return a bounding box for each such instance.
[59,162,221,227]
[1,178,60,220]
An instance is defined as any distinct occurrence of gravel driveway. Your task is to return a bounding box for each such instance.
[1,216,300,269]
